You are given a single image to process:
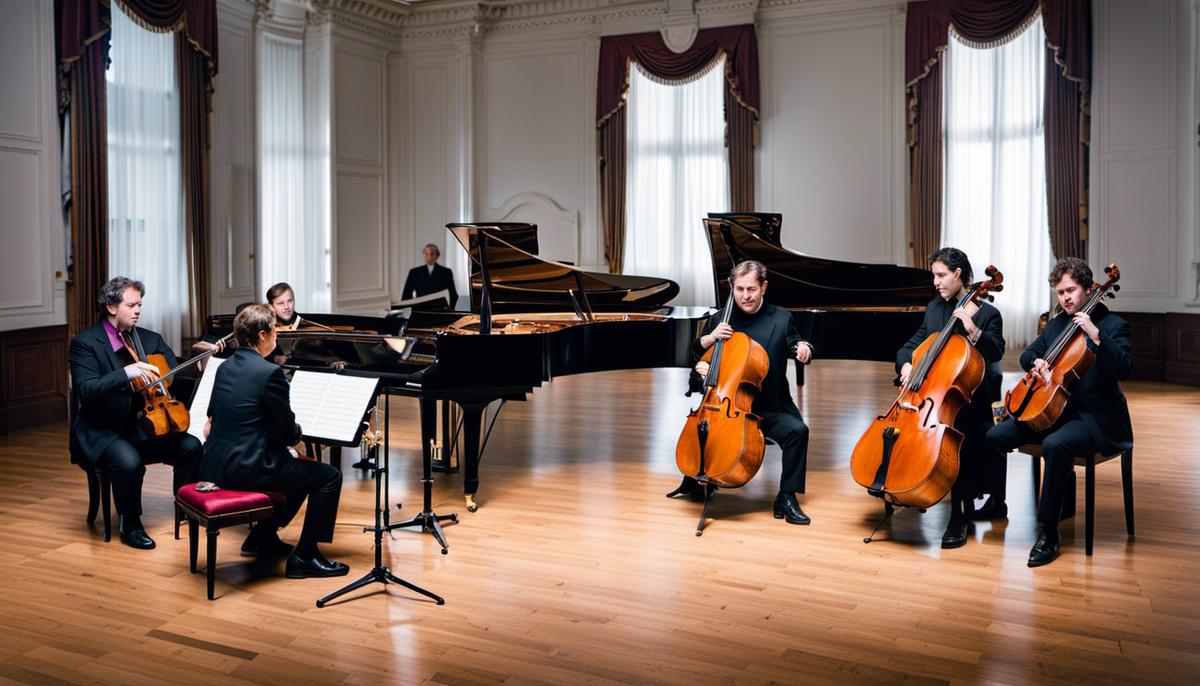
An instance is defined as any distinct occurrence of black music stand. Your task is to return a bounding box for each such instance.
[316,391,443,607]
[385,393,457,554]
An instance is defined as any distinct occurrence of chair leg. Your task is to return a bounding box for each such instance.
[85,469,100,524]
[206,527,219,600]
[331,446,342,472]
[188,518,199,573]
[1085,458,1096,556]
[174,502,182,540]
[1121,449,1135,536]
[1031,455,1041,500]
[99,472,112,543]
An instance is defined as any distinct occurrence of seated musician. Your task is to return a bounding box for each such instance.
[897,248,1006,549]
[670,260,816,525]
[987,257,1133,567]
[68,277,203,549]
[265,282,298,365]
[200,305,349,578]
[401,243,458,306]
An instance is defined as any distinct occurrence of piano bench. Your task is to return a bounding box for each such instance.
[176,485,285,600]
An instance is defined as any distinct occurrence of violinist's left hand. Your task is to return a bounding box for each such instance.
[952,307,980,341]
[193,339,224,355]
[1074,312,1100,344]
[795,341,813,364]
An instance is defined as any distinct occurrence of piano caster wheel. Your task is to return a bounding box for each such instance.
[465,495,478,513]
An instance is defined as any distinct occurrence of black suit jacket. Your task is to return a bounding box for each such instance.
[402,263,457,305]
[200,347,303,486]
[1020,304,1133,453]
[896,296,1006,426]
[69,321,177,465]
[690,303,808,416]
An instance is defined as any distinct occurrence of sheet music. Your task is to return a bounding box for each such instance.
[289,371,379,444]
[186,357,225,444]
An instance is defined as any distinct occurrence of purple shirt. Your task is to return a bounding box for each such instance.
[101,319,126,353]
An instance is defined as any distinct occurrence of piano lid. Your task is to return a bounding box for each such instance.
[703,216,931,312]
[708,212,783,246]
[447,223,680,313]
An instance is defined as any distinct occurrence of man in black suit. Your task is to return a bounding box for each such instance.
[896,248,1007,549]
[401,243,457,306]
[68,277,203,549]
[669,260,816,525]
[988,257,1133,567]
[200,305,348,578]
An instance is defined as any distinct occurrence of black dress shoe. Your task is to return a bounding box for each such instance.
[118,519,156,550]
[241,534,294,557]
[941,517,968,549]
[1027,532,1061,567]
[666,477,713,502]
[352,457,375,470]
[773,494,811,525]
[969,497,1008,521]
[286,553,350,579]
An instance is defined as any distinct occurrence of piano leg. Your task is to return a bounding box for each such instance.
[458,400,489,512]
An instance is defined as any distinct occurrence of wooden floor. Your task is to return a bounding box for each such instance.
[1,360,1199,685]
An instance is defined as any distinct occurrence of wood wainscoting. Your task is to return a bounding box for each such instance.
[1117,312,1200,386]
[0,325,68,434]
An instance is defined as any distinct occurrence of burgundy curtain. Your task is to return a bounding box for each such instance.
[56,0,111,337]
[905,0,1091,264]
[596,26,760,273]
[1041,0,1091,259]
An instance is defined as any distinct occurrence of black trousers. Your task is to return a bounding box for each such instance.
[98,433,203,518]
[222,460,343,552]
[987,416,1098,531]
[761,410,809,494]
[953,414,1004,504]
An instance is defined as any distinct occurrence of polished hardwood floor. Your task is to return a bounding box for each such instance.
[1,360,1198,685]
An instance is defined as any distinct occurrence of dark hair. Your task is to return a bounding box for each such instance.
[423,243,441,258]
[97,276,145,312]
[1048,257,1093,289]
[234,304,276,347]
[265,282,294,304]
[928,247,973,284]
[730,260,767,285]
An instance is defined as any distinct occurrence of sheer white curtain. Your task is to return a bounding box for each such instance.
[258,32,330,312]
[943,17,1052,347]
[623,57,729,307]
[106,4,186,350]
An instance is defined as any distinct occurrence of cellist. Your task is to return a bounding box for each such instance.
[895,248,1006,549]
[987,258,1133,567]
[667,260,816,525]
[68,277,204,549]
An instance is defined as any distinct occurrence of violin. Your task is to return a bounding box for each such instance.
[849,266,1004,509]
[674,291,770,532]
[1004,263,1121,430]
[130,331,234,437]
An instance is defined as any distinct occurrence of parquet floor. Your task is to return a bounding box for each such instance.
[1,360,1198,685]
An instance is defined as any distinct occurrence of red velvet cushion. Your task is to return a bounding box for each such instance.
[176,484,285,517]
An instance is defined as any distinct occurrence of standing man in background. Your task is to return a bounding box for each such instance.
[402,243,457,307]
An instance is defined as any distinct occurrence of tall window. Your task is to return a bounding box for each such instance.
[258,32,331,312]
[623,57,729,307]
[943,17,1052,347]
[106,5,187,349]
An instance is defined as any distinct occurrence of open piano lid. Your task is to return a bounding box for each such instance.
[447,223,680,313]
[703,213,930,311]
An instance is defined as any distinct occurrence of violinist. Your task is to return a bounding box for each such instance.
[896,248,1005,549]
[668,260,816,525]
[68,277,203,549]
[265,282,299,365]
[200,305,349,578]
[987,258,1132,567]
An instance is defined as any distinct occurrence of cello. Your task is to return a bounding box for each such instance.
[1004,263,1121,430]
[674,290,770,536]
[849,266,1004,517]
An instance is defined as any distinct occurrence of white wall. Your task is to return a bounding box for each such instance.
[0,0,66,332]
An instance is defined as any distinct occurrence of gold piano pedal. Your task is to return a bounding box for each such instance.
[464,494,478,512]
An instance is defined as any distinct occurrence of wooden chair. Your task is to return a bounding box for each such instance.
[1020,443,1134,555]
[70,388,113,542]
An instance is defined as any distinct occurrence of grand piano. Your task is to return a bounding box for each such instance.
[704,212,931,362]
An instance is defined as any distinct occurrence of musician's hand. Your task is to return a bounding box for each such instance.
[203,417,212,440]
[194,339,225,354]
[795,341,813,364]
[1032,358,1052,383]
[695,360,710,377]
[1073,312,1100,344]
[124,362,161,384]
[952,307,980,341]
[702,322,734,348]
[899,362,912,386]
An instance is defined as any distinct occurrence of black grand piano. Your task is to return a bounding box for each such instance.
[704,212,931,363]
